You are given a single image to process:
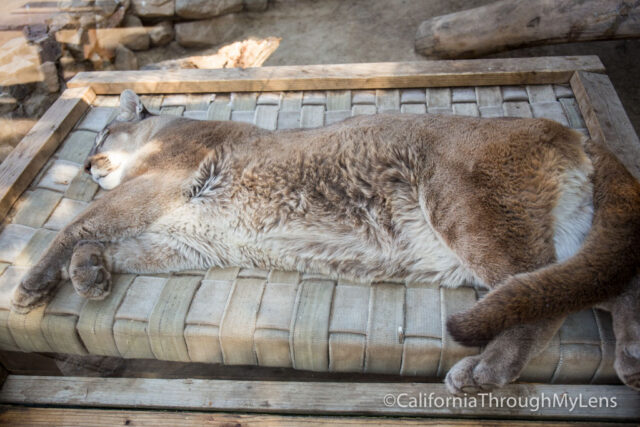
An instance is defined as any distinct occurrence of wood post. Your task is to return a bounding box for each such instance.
[415,0,640,59]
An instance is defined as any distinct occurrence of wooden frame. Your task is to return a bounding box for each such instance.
[2,376,640,421]
[4,407,634,427]
[1,56,639,421]
[65,56,605,94]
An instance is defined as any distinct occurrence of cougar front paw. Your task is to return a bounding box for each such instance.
[445,354,520,395]
[70,241,111,300]
[11,282,57,314]
[11,266,61,313]
[615,342,640,390]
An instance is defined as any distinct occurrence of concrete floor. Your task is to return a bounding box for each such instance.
[208,0,640,133]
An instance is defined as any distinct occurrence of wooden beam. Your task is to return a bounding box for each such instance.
[0,366,6,388]
[0,86,95,219]
[67,57,605,94]
[415,0,640,59]
[0,406,631,427]
[570,71,640,182]
[1,376,639,420]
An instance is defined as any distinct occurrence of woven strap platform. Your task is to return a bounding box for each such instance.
[0,77,619,384]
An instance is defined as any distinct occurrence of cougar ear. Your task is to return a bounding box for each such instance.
[117,89,148,121]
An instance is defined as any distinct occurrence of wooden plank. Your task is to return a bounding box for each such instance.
[0,350,410,381]
[67,57,605,94]
[570,71,640,182]
[1,376,638,420]
[0,86,95,219]
[3,406,620,427]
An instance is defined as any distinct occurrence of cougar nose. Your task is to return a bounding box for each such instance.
[84,159,92,173]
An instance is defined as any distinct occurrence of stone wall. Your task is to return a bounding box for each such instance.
[0,0,270,163]
[48,0,269,75]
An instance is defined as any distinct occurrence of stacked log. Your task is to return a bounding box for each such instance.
[415,0,640,59]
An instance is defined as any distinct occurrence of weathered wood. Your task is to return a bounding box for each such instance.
[0,350,419,382]
[1,376,638,420]
[570,71,640,182]
[67,57,605,94]
[0,87,95,219]
[3,406,622,427]
[416,0,640,59]
[0,352,61,377]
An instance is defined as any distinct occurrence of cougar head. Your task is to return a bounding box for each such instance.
[84,90,172,190]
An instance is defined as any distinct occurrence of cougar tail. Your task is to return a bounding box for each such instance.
[447,140,640,347]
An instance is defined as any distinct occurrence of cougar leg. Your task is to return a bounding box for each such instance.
[445,316,564,394]
[12,172,187,312]
[67,234,200,300]
[597,275,640,390]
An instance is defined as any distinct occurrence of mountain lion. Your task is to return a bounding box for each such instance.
[11,90,640,393]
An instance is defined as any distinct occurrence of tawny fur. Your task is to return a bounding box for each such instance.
[447,142,640,345]
[11,90,640,392]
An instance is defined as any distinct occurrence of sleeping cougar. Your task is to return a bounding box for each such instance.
[12,90,640,393]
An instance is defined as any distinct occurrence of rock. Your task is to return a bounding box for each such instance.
[0,93,18,115]
[89,52,107,69]
[60,52,88,80]
[0,38,44,86]
[24,92,48,117]
[175,0,243,19]
[84,28,115,61]
[47,12,80,32]
[97,5,126,28]
[55,28,87,57]
[243,0,268,12]
[114,44,138,70]
[0,144,13,163]
[175,14,243,48]
[121,14,150,50]
[123,13,143,26]
[95,0,120,16]
[143,37,279,70]
[57,0,94,12]
[55,27,84,46]
[149,21,174,46]
[38,36,63,63]
[23,25,63,63]
[190,37,279,68]
[130,0,174,18]
[7,83,36,101]
[0,117,36,147]
[24,91,58,117]
[23,24,48,43]
[40,62,60,93]
[78,13,96,29]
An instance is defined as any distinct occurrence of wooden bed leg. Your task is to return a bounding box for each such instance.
[0,366,6,387]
